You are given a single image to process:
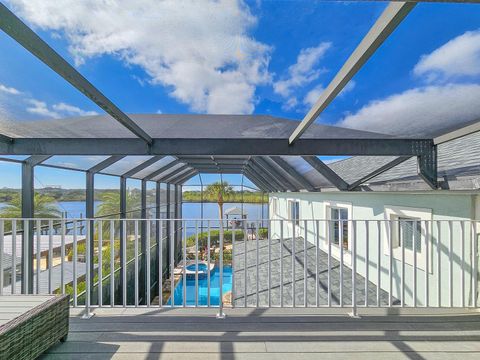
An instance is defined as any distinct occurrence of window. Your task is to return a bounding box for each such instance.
[397,217,422,253]
[384,205,432,271]
[272,197,278,217]
[288,200,300,225]
[322,200,353,265]
[330,207,349,250]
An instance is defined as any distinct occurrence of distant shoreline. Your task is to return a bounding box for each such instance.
[0,188,268,203]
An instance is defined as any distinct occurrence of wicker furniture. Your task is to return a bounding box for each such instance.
[0,294,69,360]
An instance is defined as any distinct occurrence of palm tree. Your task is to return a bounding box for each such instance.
[0,193,61,218]
[205,181,233,223]
[0,193,62,231]
[204,181,233,253]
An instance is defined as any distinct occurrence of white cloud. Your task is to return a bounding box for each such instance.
[0,83,21,95]
[51,102,98,116]
[26,99,98,118]
[274,42,331,98]
[340,80,355,96]
[26,99,59,118]
[282,97,298,111]
[8,0,271,114]
[303,80,355,109]
[303,85,324,107]
[414,29,480,82]
[339,83,480,137]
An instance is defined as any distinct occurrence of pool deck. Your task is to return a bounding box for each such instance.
[40,307,480,359]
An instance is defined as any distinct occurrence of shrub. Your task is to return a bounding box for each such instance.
[186,229,244,247]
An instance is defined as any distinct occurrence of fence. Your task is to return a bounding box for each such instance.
[0,218,478,316]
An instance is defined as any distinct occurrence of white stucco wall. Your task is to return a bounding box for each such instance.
[269,191,479,307]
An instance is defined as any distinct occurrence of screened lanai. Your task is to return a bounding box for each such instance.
[1,0,480,297]
[1,2,480,359]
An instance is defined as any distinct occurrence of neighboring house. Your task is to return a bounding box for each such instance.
[1,251,21,290]
[269,132,480,307]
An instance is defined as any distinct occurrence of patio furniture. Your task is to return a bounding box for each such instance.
[0,294,69,360]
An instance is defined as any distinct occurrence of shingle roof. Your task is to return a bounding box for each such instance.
[0,114,393,139]
[311,131,480,190]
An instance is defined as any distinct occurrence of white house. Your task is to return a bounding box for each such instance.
[269,132,480,307]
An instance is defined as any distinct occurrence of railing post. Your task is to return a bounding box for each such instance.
[216,217,226,319]
[119,176,127,305]
[140,179,148,305]
[86,171,95,305]
[82,221,94,319]
[349,220,360,318]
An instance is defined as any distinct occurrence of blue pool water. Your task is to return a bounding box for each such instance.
[167,265,232,306]
[186,263,208,272]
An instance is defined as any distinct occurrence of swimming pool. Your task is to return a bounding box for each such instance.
[186,263,208,272]
[167,265,232,306]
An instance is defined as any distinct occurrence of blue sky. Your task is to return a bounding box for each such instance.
[1,1,480,188]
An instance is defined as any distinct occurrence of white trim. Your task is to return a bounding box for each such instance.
[322,200,353,265]
[287,199,301,237]
[383,205,432,272]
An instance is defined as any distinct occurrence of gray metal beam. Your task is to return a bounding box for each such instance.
[347,156,411,190]
[250,158,289,192]
[243,169,271,192]
[178,157,248,164]
[25,155,51,166]
[0,4,152,144]
[270,156,316,191]
[157,165,191,183]
[418,146,438,189]
[246,164,279,192]
[162,167,192,184]
[21,160,34,293]
[191,169,241,174]
[22,153,51,294]
[248,161,289,191]
[143,159,182,181]
[302,156,349,191]
[176,170,199,185]
[257,157,299,191]
[122,156,165,177]
[246,165,277,192]
[1,138,436,156]
[186,162,246,167]
[289,2,415,143]
[434,119,480,145]
[89,155,125,174]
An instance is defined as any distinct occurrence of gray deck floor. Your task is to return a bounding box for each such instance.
[233,238,395,307]
[40,307,480,359]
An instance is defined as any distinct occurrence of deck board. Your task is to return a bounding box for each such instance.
[0,295,57,327]
[40,308,480,359]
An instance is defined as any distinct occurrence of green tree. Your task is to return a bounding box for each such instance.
[0,193,61,231]
[0,193,61,218]
[204,181,233,224]
[204,181,233,257]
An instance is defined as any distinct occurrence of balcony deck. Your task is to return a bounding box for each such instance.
[40,307,480,359]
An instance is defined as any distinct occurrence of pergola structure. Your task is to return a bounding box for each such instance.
[1,1,479,295]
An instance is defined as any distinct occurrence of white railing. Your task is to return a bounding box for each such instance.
[0,218,478,317]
